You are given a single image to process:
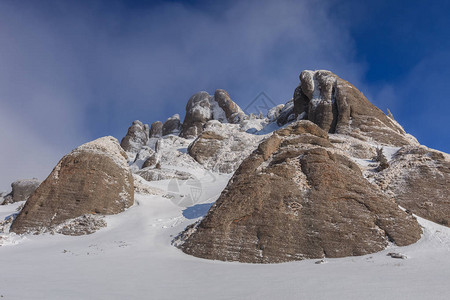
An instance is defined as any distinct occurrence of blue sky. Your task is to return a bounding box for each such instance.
[0,0,449,190]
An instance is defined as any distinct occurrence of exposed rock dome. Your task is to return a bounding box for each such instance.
[177,121,421,263]
[10,136,134,235]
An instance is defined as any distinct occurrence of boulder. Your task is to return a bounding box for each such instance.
[291,70,416,146]
[1,179,41,205]
[149,121,163,138]
[10,136,134,235]
[177,121,421,263]
[120,120,149,153]
[162,114,181,136]
[375,146,450,226]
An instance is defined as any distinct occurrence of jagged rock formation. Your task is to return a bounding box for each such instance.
[276,99,296,125]
[162,114,181,136]
[121,120,149,153]
[178,121,421,263]
[214,89,246,123]
[375,146,450,226]
[10,136,134,235]
[283,70,417,147]
[149,121,163,138]
[1,179,41,205]
[188,120,264,173]
[180,92,212,138]
[180,90,245,138]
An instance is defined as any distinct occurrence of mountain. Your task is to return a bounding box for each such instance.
[0,70,448,299]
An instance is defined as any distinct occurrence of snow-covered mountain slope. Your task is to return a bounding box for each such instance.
[1,172,449,300]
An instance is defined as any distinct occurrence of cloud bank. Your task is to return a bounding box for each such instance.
[1,0,447,190]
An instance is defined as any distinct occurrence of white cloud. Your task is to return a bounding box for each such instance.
[0,0,371,190]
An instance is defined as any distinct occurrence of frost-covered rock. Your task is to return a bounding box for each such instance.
[180,92,211,138]
[136,167,193,181]
[188,120,265,173]
[149,121,163,138]
[129,146,155,172]
[133,174,165,195]
[213,89,245,123]
[374,145,450,227]
[10,136,134,235]
[276,99,296,125]
[178,121,421,263]
[180,90,246,138]
[52,214,107,236]
[162,114,181,136]
[291,70,416,146]
[120,120,149,153]
[267,104,284,122]
[1,178,41,205]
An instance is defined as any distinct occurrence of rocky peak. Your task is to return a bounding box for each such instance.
[149,121,163,138]
[281,70,417,147]
[180,90,246,138]
[162,114,181,136]
[120,120,149,153]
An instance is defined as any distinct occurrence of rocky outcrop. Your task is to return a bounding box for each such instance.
[180,92,212,138]
[149,121,163,138]
[1,179,41,205]
[180,90,246,138]
[120,120,149,153]
[213,89,245,123]
[276,99,296,125]
[177,121,421,263]
[129,146,155,172]
[188,120,264,173]
[162,114,181,136]
[10,136,134,235]
[136,167,192,181]
[375,146,450,226]
[289,70,416,146]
